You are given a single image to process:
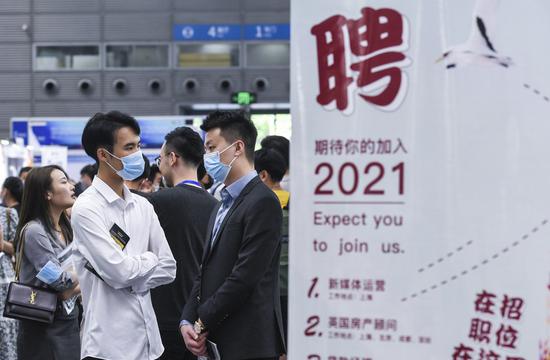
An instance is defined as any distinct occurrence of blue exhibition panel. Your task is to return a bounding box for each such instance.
[11,119,29,144]
[10,117,197,150]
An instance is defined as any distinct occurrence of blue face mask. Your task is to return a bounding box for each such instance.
[104,149,145,181]
[36,260,63,285]
[203,142,238,184]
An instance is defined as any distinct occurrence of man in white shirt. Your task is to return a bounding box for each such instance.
[71,111,176,360]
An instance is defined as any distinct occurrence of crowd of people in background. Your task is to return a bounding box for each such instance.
[0,109,290,360]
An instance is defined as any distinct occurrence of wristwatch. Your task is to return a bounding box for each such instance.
[194,318,206,335]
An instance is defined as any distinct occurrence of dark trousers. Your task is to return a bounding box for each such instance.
[18,317,80,360]
[158,329,195,360]
[84,329,196,360]
[280,295,288,347]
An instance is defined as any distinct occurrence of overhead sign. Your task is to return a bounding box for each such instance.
[173,23,291,41]
[173,24,241,41]
[244,24,291,40]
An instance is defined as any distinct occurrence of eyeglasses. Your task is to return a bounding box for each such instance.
[155,152,179,167]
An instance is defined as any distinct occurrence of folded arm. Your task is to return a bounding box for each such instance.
[131,206,176,294]
[71,205,159,290]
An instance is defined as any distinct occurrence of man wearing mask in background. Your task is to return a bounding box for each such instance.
[149,126,218,360]
[71,111,176,360]
[180,110,285,359]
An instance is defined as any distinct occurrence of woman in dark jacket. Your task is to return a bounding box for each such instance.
[16,165,81,360]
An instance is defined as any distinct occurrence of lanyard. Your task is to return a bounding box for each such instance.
[178,180,202,188]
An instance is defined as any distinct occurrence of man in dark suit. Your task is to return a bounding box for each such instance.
[149,127,218,360]
[180,111,285,360]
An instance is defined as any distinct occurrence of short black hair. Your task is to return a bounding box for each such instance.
[197,161,207,180]
[2,176,23,203]
[254,148,287,183]
[164,127,204,168]
[19,166,32,177]
[82,111,141,161]
[200,110,257,162]
[133,154,151,182]
[260,135,289,170]
[80,164,97,179]
[148,164,161,183]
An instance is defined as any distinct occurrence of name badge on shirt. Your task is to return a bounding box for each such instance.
[110,223,130,250]
[84,224,130,281]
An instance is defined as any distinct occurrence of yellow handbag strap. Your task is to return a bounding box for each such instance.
[14,223,31,282]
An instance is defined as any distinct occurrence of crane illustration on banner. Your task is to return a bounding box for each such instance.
[437,0,513,69]
[437,0,550,105]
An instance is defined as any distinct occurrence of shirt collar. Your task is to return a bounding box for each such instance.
[224,170,257,200]
[92,176,136,205]
[176,179,203,189]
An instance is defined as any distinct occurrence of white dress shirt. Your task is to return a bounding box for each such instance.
[71,176,176,360]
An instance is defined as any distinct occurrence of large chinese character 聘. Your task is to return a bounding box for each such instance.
[351,51,406,107]
[311,16,353,112]
[347,7,403,56]
[311,7,409,113]
[347,7,409,110]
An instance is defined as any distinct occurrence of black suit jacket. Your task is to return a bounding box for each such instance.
[181,176,285,360]
[148,185,218,331]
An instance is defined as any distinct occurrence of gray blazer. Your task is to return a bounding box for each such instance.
[16,220,80,359]
[18,220,75,302]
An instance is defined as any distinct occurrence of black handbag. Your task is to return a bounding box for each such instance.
[3,224,57,324]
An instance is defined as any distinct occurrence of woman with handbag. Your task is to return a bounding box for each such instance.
[0,206,19,360]
[15,165,81,360]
